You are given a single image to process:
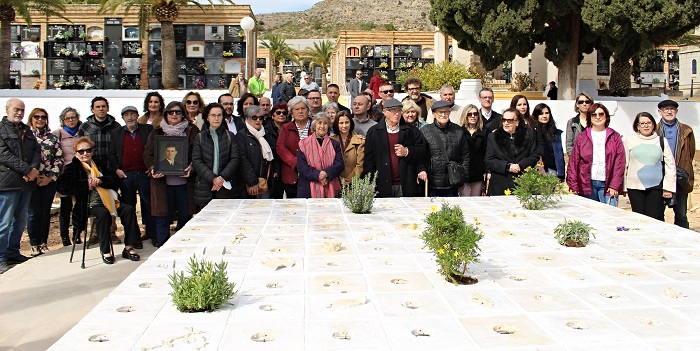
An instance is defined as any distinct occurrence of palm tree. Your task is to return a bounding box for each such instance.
[99,0,233,89]
[0,0,68,89]
[260,33,295,74]
[303,40,335,90]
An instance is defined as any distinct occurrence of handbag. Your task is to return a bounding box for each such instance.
[534,157,547,175]
[433,132,464,186]
[247,162,271,193]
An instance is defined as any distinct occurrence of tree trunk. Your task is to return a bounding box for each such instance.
[140,37,148,89]
[160,21,178,89]
[321,67,328,91]
[557,14,581,100]
[609,58,631,97]
[0,19,11,89]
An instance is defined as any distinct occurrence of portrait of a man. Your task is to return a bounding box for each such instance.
[154,136,188,175]
[158,144,183,172]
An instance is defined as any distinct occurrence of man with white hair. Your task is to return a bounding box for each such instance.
[425,84,461,124]
[0,98,41,273]
[279,72,296,103]
[248,69,266,99]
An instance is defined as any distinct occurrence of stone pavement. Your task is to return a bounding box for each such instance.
[0,243,156,351]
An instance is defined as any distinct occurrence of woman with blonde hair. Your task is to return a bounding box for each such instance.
[459,104,487,196]
[402,99,425,128]
[182,91,205,130]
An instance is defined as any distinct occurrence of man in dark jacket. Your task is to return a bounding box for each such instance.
[0,98,41,273]
[418,101,470,197]
[363,98,426,197]
[401,78,433,120]
[109,106,154,248]
[78,96,121,168]
[478,88,502,133]
[278,72,297,103]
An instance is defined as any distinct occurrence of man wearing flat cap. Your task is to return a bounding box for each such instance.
[363,98,426,197]
[657,99,695,228]
[418,100,470,197]
[109,106,154,248]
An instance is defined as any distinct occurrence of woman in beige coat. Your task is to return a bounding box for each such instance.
[331,111,365,184]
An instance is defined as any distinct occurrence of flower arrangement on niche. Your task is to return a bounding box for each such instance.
[218,65,224,72]
[180,64,187,70]
[219,77,226,88]
[404,48,412,55]
[120,65,126,71]
[194,77,205,89]
[84,82,95,90]
[198,63,209,72]
[212,33,222,40]
[79,32,88,40]
[35,47,41,56]
[9,67,19,73]
[378,62,388,68]
[77,50,86,57]
[97,63,105,70]
[58,48,71,57]
[135,48,143,55]
[88,50,99,56]
[54,81,65,89]
[10,45,24,57]
[54,30,73,40]
[380,51,389,57]
[223,51,234,57]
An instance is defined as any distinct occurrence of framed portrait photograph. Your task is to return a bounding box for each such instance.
[154,135,188,176]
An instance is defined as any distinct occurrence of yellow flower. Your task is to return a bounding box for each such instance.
[443,243,448,248]
[473,217,480,225]
[431,205,437,212]
[412,223,418,230]
[438,249,444,255]
[525,166,533,172]
[454,251,459,257]
[504,189,512,196]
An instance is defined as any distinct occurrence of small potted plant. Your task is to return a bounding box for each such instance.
[553,219,595,247]
[194,77,205,89]
[168,255,236,313]
[341,172,378,214]
[512,166,566,210]
[422,203,483,285]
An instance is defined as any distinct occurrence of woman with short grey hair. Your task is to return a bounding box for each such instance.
[238,105,278,199]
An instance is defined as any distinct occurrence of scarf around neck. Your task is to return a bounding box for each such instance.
[161,119,189,136]
[246,122,273,161]
[63,124,79,136]
[299,134,340,198]
[81,160,120,216]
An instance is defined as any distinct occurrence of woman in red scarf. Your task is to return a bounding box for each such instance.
[297,113,344,198]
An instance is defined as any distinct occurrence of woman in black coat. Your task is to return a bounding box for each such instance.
[56,137,140,264]
[237,105,280,199]
[459,104,488,196]
[484,108,539,196]
[192,103,241,209]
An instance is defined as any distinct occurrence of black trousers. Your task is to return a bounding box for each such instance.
[89,204,140,254]
[59,196,74,239]
[283,183,297,199]
[627,188,664,221]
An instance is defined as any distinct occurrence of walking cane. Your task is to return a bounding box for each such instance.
[425,178,429,197]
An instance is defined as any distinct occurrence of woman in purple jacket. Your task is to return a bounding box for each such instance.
[567,103,625,206]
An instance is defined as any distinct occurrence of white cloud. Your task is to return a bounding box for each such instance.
[236,0,323,14]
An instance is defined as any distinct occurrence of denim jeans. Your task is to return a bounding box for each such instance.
[27,182,57,246]
[0,189,32,262]
[673,192,690,228]
[119,171,154,239]
[587,180,618,206]
[154,184,190,247]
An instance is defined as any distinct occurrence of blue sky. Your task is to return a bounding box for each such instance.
[236,0,324,14]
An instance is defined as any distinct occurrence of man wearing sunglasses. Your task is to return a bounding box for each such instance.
[372,82,395,120]
[109,106,154,248]
[0,98,41,273]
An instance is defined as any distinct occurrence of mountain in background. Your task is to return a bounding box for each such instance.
[257,0,433,39]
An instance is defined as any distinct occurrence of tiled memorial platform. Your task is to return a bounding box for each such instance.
[49,195,700,350]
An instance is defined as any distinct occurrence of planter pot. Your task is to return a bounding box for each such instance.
[458,79,482,100]
[564,239,586,247]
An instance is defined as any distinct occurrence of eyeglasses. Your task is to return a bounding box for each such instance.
[381,89,394,94]
[274,110,288,115]
[64,116,77,121]
[638,121,653,126]
[166,110,183,115]
[76,148,93,155]
[577,99,592,105]
[185,100,199,105]
[407,87,420,91]
[466,112,480,117]
[434,110,450,117]
[33,115,47,120]
[208,114,223,119]
[502,118,518,124]
[250,115,263,121]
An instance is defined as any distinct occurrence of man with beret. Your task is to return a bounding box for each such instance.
[657,99,695,228]
[363,98,426,197]
[0,98,41,273]
[418,100,470,197]
[110,106,154,248]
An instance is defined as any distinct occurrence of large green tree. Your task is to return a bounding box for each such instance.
[0,0,68,89]
[430,0,700,99]
[303,40,335,90]
[99,0,233,89]
[260,33,296,74]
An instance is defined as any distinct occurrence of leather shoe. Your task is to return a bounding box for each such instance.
[122,248,140,261]
[6,254,31,265]
[102,254,115,265]
[61,237,72,246]
[0,261,10,274]
[133,241,143,250]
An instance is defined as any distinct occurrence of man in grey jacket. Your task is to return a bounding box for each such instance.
[0,98,41,273]
[346,70,367,106]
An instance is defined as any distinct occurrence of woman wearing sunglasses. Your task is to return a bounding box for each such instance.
[182,91,205,130]
[144,101,198,247]
[567,103,625,206]
[263,102,289,198]
[238,105,279,199]
[56,137,140,264]
[459,104,487,196]
[565,93,594,155]
[26,108,63,256]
